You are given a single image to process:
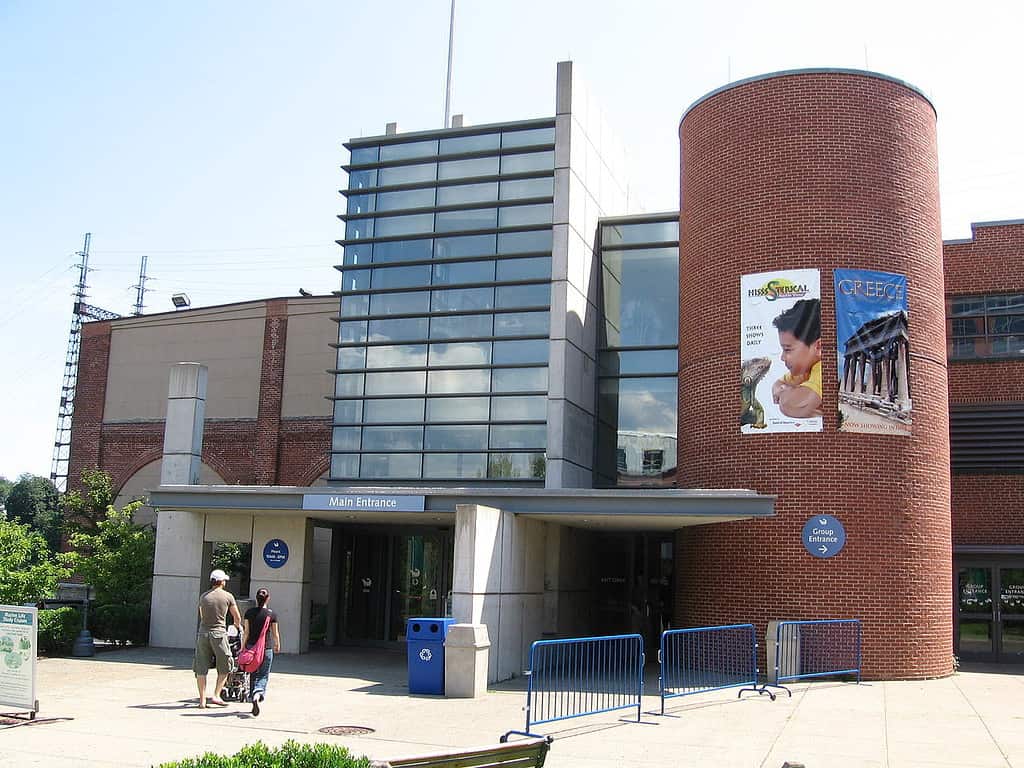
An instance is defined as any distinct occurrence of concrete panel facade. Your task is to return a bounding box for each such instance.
[281,297,336,419]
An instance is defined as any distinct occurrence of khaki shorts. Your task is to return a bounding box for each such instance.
[193,630,234,676]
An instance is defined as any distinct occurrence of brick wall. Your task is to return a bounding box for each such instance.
[676,71,952,679]
[944,221,1024,547]
[69,299,329,496]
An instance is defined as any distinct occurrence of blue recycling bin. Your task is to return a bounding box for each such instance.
[406,617,456,695]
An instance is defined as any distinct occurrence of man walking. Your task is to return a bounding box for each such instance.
[193,568,242,708]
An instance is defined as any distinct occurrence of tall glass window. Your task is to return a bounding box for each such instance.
[596,217,679,488]
[334,124,555,482]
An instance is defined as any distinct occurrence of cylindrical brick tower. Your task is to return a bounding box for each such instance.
[676,70,951,679]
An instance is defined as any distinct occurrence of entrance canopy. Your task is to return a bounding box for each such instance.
[148,485,774,531]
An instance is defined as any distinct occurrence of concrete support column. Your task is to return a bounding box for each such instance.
[249,516,313,654]
[452,504,545,683]
[150,363,208,648]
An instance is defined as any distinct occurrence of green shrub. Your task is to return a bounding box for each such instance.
[92,602,149,646]
[155,740,372,768]
[38,606,81,655]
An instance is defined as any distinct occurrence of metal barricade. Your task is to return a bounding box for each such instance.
[501,633,644,741]
[658,624,769,713]
[767,619,861,695]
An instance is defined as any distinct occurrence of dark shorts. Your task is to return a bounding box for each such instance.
[193,630,234,676]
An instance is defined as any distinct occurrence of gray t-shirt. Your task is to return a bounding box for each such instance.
[198,588,236,632]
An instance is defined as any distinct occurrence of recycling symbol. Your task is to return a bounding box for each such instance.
[419,648,432,662]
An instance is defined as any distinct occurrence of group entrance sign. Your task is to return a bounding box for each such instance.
[0,605,38,717]
[802,515,846,558]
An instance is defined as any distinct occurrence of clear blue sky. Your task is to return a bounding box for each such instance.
[2,0,1021,481]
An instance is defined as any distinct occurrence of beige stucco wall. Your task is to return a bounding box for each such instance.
[281,297,336,418]
[115,458,226,528]
[104,303,266,421]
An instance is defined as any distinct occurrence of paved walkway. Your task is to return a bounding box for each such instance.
[1,648,1022,767]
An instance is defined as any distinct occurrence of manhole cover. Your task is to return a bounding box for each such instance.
[318,725,375,736]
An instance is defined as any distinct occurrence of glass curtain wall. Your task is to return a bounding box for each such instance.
[332,122,556,482]
[595,216,679,487]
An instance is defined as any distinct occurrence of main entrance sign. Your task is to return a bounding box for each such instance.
[802,515,846,558]
[301,494,426,512]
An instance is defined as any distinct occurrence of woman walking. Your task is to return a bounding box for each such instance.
[240,587,281,716]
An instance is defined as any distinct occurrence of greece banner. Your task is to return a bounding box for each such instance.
[740,269,823,434]
[834,269,912,435]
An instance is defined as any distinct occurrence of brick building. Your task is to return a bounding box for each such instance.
[68,65,1023,680]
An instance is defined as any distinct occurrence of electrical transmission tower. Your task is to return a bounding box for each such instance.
[132,255,150,315]
[50,234,121,492]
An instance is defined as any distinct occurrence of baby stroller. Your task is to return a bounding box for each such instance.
[219,624,250,702]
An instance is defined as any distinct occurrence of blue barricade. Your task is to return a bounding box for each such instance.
[501,633,644,741]
[768,619,862,694]
[658,624,768,713]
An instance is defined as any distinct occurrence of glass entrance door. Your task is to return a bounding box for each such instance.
[335,527,453,648]
[956,563,1024,663]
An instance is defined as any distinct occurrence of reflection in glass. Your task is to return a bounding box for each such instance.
[429,341,491,366]
[364,398,424,423]
[336,347,366,370]
[436,207,497,232]
[330,453,359,478]
[498,203,552,228]
[491,396,546,421]
[492,367,547,392]
[498,229,552,254]
[437,182,498,206]
[338,320,367,344]
[370,291,430,315]
[362,426,423,451]
[494,311,549,336]
[333,399,362,424]
[347,169,376,190]
[1003,621,1024,658]
[332,427,361,451]
[365,344,427,368]
[496,257,551,282]
[958,620,993,656]
[487,453,546,480]
[496,284,550,309]
[373,239,433,263]
[597,377,677,487]
[601,220,678,246]
[340,270,370,292]
[599,349,678,376]
[379,139,438,161]
[340,294,369,317]
[345,218,373,240]
[500,152,554,174]
[490,424,546,449]
[349,146,378,165]
[374,213,434,237]
[365,371,426,395]
[427,397,489,422]
[440,133,500,154]
[334,373,364,397]
[343,242,371,266]
[493,339,548,364]
[347,194,374,215]
[1000,568,1024,615]
[369,316,429,343]
[601,247,679,346]
[431,287,494,312]
[429,314,493,340]
[502,127,555,148]
[376,187,436,212]
[360,453,421,479]
[378,163,436,186]
[428,369,490,394]
[435,234,497,259]
[439,156,500,180]
[432,260,495,286]
[500,177,554,200]
[371,264,431,290]
[423,453,487,479]
[425,425,488,450]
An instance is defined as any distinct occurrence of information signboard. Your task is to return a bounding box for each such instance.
[0,605,37,715]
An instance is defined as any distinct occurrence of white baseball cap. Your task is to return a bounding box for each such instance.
[210,569,230,582]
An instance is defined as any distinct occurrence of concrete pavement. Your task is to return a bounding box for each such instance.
[1,647,1022,767]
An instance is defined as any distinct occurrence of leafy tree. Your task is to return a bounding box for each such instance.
[0,475,13,508]
[0,518,73,605]
[5,474,61,551]
[62,468,118,535]
[68,500,155,646]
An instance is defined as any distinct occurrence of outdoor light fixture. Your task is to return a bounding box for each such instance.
[171,293,191,309]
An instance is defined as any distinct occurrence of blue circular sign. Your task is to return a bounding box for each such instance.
[802,515,846,559]
[262,539,289,569]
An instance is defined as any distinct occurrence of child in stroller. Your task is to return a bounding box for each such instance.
[219,624,250,702]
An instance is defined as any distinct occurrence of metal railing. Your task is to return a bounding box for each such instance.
[501,633,644,741]
[658,624,769,713]
[767,619,862,695]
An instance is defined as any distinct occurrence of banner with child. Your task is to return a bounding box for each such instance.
[740,269,823,434]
